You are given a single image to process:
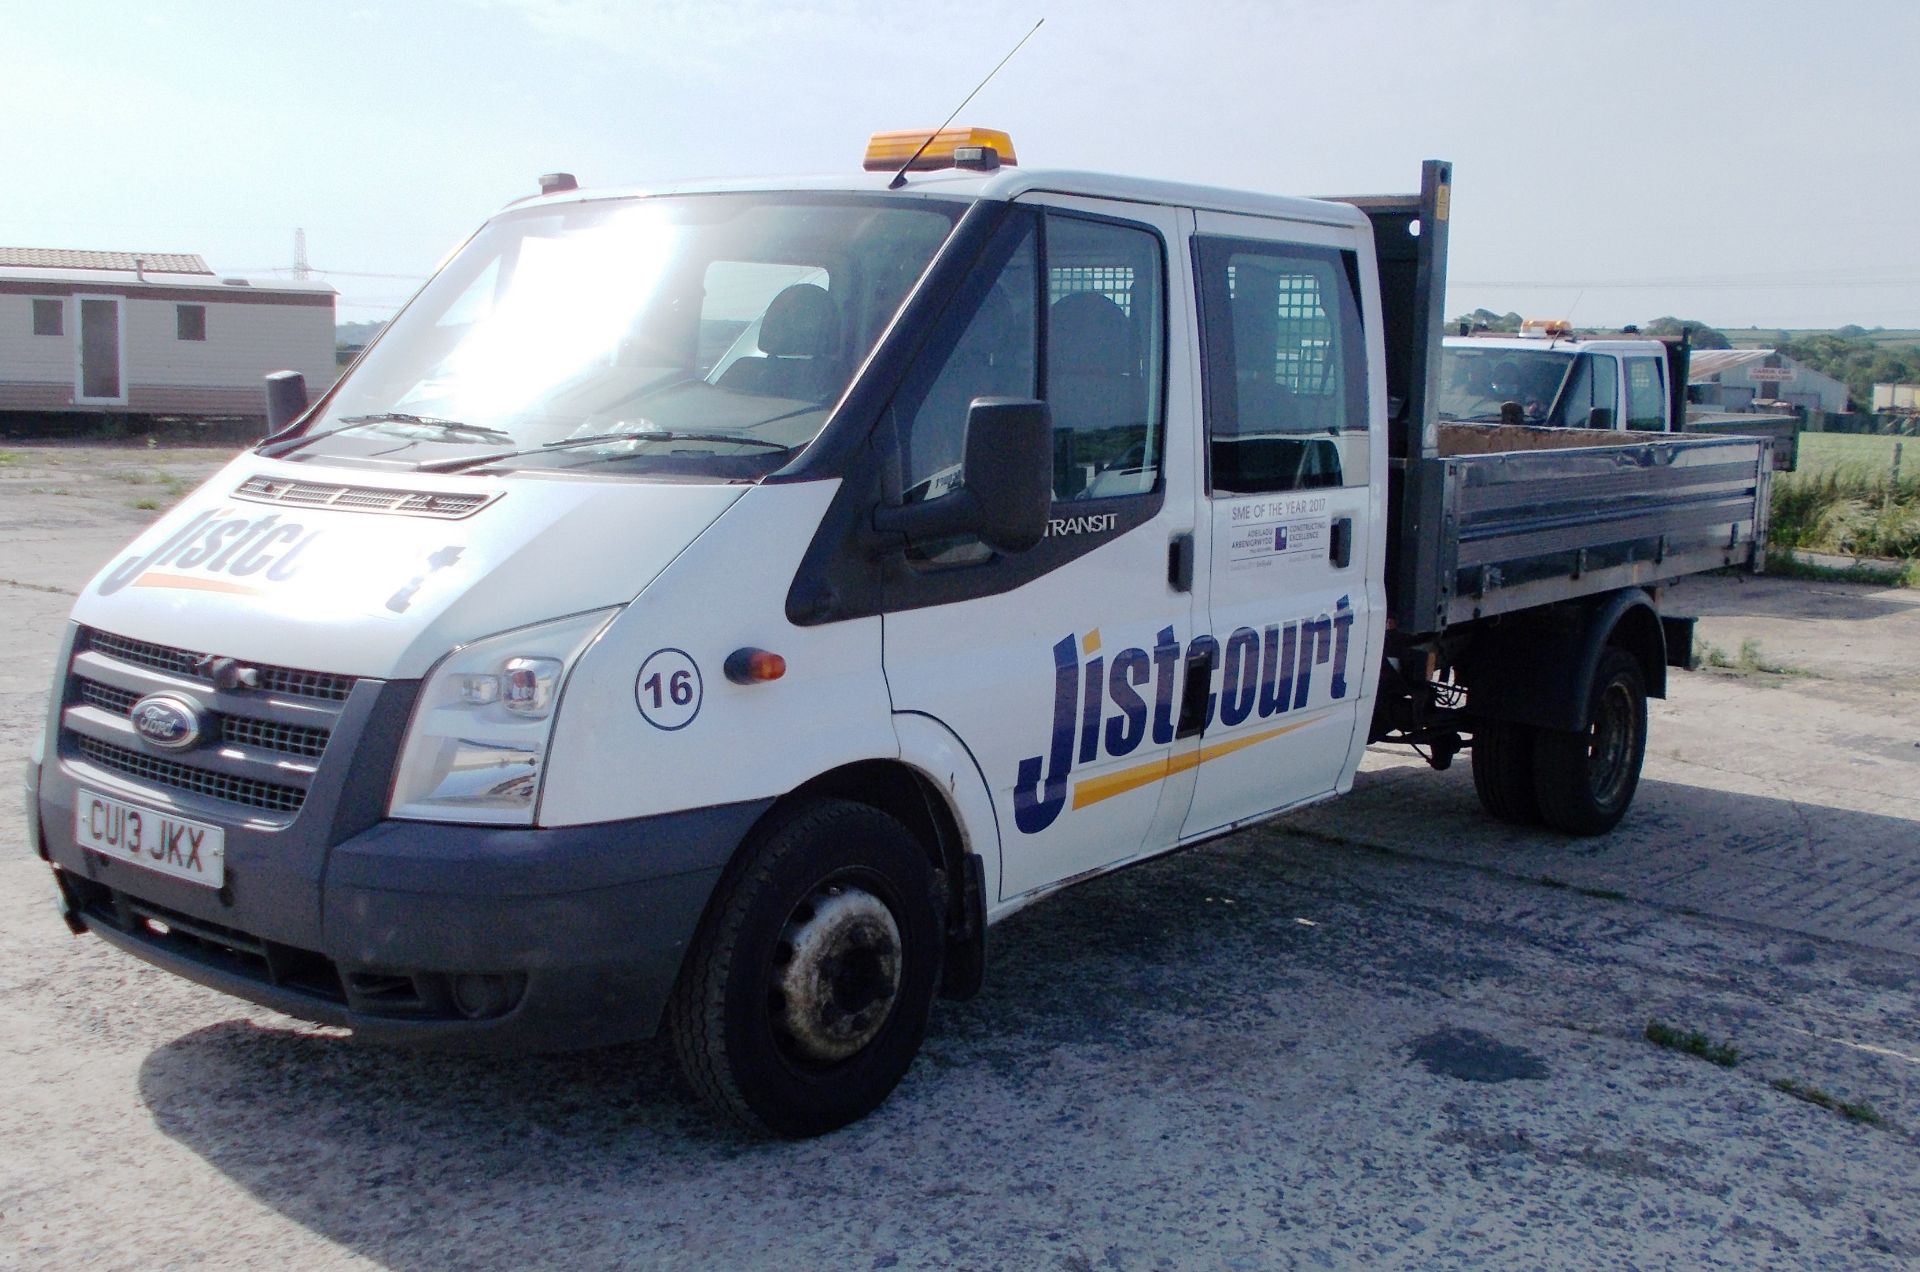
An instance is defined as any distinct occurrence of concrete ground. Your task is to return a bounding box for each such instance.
[2,443,1918,1269]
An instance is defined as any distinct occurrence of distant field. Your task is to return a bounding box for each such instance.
[1726,328,1920,351]
[1794,431,1912,479]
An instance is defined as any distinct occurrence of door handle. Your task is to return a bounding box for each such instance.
[1175,638,1217,739]
[1168,532,1195,592]
[1329,516,1352,569]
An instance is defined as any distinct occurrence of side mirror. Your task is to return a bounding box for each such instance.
[264,370,309,433]
[1586,407,1615,429]
[873,397,1053,555]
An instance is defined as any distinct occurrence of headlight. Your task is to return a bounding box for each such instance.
[389,608,619,824]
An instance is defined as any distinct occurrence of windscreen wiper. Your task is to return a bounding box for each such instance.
[415,429,794,474]
[258,413,512,458]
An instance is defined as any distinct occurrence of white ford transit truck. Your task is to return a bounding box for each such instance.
[26,139,1771,1135]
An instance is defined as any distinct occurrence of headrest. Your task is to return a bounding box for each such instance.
[1050,290,1130,375]
[759,283,837,358]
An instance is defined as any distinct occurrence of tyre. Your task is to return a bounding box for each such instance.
[1471,718,1541,825]
[668,798,943,1137]
[1532,648,1647,836]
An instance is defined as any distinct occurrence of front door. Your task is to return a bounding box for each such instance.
[1179,212,1383,840]
[881,197,1203,900]
[76,296,125,404]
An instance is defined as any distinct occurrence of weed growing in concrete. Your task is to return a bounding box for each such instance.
[130,498,162,511]
[0,450,19,466]
[1692,638,1808,677]
[1771,1078,1884,1124]
[1645,1019,1741,1068]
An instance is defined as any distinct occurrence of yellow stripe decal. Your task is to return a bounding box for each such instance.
[1069,712,1328,811]
[133,572,264,596]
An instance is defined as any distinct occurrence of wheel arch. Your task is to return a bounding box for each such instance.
[1461,587,1667,733]
[785,748,993,1001]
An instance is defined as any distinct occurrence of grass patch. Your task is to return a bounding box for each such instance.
[114,470,193,509]
[1693,638,1809,676]
[1765,549,1917,588]
[0,450,20,466]
[1771,1078,1883,1124]
[1770,434,1918,562]
[1645,1019,1742,1068]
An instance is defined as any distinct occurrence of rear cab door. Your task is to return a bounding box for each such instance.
[1178,209,1387,839]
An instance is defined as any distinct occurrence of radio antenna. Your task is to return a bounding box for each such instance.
[890,18,1044,190]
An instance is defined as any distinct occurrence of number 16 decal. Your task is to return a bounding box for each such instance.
[636,648,702,731]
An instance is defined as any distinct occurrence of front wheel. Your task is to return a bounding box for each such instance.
[1532,648,1647,836]
[667,798,943,1137]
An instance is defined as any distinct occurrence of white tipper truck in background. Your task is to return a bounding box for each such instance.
[1440,323,1681,431]
[26,138,1772,1135]
[1442,323,1800,468]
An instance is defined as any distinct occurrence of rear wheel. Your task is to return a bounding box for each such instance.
[1532,648,1647,836]
[1471,718,1541,825]
[668,798,943,1137]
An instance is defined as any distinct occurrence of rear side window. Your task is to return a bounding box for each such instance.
[1625,357,1665,430]
[1194,236,1367,493]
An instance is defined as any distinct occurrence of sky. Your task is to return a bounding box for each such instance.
[4,0,1916,331]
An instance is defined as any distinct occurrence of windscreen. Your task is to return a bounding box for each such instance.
[1438,346,1575,424]
[294,193,961,479]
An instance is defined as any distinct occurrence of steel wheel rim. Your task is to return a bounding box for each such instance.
[767,879,903,1065]
[1587,679,1638,807]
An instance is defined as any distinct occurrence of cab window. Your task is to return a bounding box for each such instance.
[1625,357,1666,431]
[1551,353,1619,428]
[1195,237,1367,493]
[894,210,1167,512]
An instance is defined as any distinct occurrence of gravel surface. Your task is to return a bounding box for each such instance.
[3,443,1917,1269]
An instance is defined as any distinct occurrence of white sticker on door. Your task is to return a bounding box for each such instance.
[1225,496,1329,571]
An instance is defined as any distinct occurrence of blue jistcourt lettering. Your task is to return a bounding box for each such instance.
[1012,636,1080,834]
[1013,597,1356,835]
[96,507,320,595]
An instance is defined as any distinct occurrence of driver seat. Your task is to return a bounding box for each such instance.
[716,283,843,402]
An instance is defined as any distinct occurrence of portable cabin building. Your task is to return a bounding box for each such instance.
[0,248,335,418]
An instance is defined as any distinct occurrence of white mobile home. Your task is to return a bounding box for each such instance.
[0,248,335,418]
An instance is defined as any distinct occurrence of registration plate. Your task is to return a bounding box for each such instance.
[74,790,225,888]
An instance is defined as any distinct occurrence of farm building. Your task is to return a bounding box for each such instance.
[0,248,334,419]
[1688,348,1849,414]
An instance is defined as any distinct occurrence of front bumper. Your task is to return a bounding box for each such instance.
[34,621,771,1051]
[45,800,770,1052]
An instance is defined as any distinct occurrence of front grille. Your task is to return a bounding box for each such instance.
[255,666,355,702]
[84,629,357,703]
[87,630,202,678]
[233,474,496,520]
[78,679,139,715]
[76,736,306,813]
[75,675,331,759]
[221,716,329,758]
[64,627,364,818]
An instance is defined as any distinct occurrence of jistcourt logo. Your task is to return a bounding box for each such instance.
[97,508,321,597]
[1013,597,1355,834]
